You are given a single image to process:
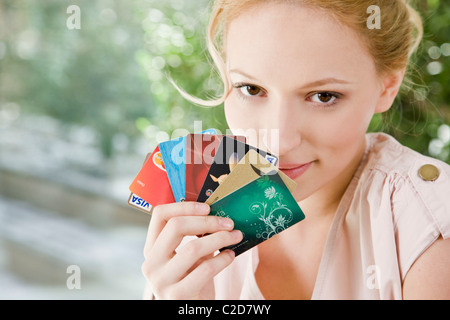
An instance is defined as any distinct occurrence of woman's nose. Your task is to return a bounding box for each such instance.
[276,125,302,156]
[265,99,302,156]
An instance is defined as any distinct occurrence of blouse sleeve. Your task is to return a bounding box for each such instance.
[389,156,450,281]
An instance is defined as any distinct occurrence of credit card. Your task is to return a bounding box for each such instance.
[184,134,224,202]
[209,172,305,256]
[128,193,153,213]
[205,149,296,205]
[159,136,186,202]
[129,145,175,207]
[197,136,277,203]
[159,129,217,202]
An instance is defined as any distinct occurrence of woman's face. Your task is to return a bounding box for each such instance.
[224,3,386,201]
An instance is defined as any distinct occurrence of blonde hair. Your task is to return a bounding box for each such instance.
[171,0,423,107]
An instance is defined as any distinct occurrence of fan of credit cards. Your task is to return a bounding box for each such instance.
[128,129,305,256]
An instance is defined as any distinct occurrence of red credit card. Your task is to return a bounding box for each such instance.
[185,134,246,202]
[129,145,175,207]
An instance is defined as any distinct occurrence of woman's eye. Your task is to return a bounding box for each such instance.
[239,85,264,97]
[310,92,339,104]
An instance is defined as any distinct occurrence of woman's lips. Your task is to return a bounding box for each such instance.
[279,161,314,180]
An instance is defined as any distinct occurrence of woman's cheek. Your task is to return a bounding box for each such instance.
[224,98,259,133]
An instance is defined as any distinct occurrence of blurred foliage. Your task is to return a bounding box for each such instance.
[0,0,222,159]
[134,0,228,138]
[368,0,450,163]
[0,0,448,163]
[1,0,153,157]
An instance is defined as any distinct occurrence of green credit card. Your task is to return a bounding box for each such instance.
[209,172,305,256]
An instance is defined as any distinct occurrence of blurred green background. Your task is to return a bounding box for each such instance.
[0,0,448,299]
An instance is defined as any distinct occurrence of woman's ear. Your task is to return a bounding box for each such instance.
[375,69,405,113]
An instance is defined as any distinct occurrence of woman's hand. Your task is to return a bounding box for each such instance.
[142,201,243,300]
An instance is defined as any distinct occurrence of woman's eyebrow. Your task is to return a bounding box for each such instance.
[229,69,260,82]
[302,78,353,89]
[229,69,353,88]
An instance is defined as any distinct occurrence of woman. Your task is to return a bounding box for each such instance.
[142,0,450,299]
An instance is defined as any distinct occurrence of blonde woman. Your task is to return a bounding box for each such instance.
[142,0,450,300]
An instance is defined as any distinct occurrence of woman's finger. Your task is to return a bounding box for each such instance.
[164,229,243,282]
[172,249,237,299]
[144,201,210,254]
[149,215,235,261]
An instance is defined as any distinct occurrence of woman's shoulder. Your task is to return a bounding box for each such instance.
[365,132,450,180]
[363,133,450,234]
[359,133,450,280]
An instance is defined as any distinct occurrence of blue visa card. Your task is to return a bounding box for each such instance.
[159,128,217,202]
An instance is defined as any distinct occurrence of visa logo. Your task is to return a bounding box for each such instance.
[128,193,152,212]
[265,155,278,165]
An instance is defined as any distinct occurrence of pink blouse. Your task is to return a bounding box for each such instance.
[144,133,450,300]
[211,133,450,299]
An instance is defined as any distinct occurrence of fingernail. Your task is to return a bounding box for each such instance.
[219,217,234,229]
[231,229,242,240]
[225,250,235,259]
[195,203,210,214]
